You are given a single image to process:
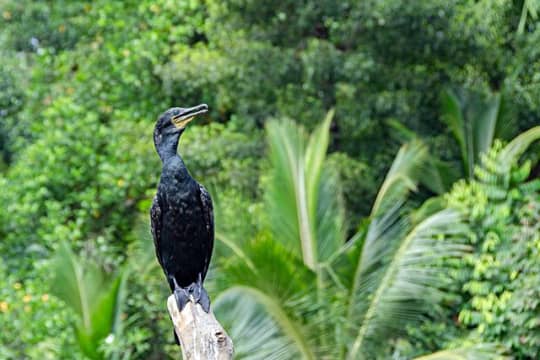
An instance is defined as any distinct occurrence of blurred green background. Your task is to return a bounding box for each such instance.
[0,0,539,359]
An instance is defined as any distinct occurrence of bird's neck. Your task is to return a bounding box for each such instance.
[157,133,181,162]
[162,152,191,183]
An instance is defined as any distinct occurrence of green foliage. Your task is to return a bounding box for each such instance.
[0,98,156,273]
[412,344,504,360]
[0,0,539,358]
[212,117,494,360]
[180,123,264,196]
[49,242,128,360]
[326,152,377,231]
[445,127,540,358]
[518,0,539,35]
[0,1,88,52]
[185,0,540,214]
[0,56,26,169]
[440,87,515,178]
[264,111,345,268]
[0,258,80,359]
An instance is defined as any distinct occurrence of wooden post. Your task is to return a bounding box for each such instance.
[167,295,234,360]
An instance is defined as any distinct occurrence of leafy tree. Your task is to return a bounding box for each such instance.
[446,126,540,358]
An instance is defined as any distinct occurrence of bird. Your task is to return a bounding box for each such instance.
[150,104,214,315]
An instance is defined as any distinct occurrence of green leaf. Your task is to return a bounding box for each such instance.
[215,286,315,360]
[265,112,345,269]
[371,140,428,217]
[440,88,514,178]
[413,344,506,360]
[49,241,127,360]
[346,210,470,359]
[499,126,540,166]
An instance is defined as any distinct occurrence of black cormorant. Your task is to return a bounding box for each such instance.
[150,104,214,314]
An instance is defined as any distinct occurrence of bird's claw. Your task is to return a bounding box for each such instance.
[189,278,211,313]
[171,275,210,313]
[173,287,190,312]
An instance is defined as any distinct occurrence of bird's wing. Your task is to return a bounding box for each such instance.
[150,194,164,268]
[199,184,214,277]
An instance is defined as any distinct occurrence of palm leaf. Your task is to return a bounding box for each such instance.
[518,0,539,34]
[213,237,320,359]
[50,242,127,360]
[386,119,459,194]
[371,140,428,217]
[215,286,315,360]
[498,125,540,166]
[346,210,470,359]
[265,118,312,266]
[331,141,429,320]
[413,344,505,360]
[357,141,429,295]
[316,166,346,263]
[326,141,430,356]
[265,112,344,269]
[212,114,345,359]
[216,230,257,273]
[214,289,299,360]
[419,157,455,194]
[440,88,514,178]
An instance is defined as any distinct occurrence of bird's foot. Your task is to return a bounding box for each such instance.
[198,285,211,313]
[173,286,190,312]
[189,279,211,313]
[171,275,210,313]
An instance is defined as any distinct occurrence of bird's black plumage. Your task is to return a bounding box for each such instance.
[150,104,214,314]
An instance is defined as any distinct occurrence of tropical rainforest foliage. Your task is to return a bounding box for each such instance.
[0,0,539,359]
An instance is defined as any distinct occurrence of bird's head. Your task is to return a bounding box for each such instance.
[153,104,208,158]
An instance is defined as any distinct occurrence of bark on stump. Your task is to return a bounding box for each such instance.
[167,295,234,360]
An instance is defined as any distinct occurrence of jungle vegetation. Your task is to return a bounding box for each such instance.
[0,0,539,359]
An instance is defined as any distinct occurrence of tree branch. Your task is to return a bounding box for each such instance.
[167,295,234,360]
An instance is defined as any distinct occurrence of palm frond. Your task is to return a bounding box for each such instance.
[214,288,299,360]
[215,235,314,298]
[413,343,505,360]
[371,140,428,217]
[265,118,313,266]
[440,89,467,173]
[440,88,513,178]
[316,166,346,263]
[386,119,459,194]
[346,210,470,360]
[422,157,461,194]
[331,141,429,326]
[518,0,539,34]
[49,242,127,360]
[212,237,317,358]
[323,141,431,356]
[215,230,257,273]
[211,233,344,359]
[265,112,344,269]
[215,286,315,360]
[499,125,540,166]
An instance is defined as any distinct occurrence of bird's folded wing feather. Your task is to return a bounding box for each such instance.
[150,194,164,267]
[199,184,214,276]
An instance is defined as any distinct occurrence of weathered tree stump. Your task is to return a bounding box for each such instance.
[167,295,234,360]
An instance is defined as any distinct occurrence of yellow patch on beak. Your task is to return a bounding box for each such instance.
[171,116,194,129]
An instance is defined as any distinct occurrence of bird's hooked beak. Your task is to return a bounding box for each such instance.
[171,104,209,129]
